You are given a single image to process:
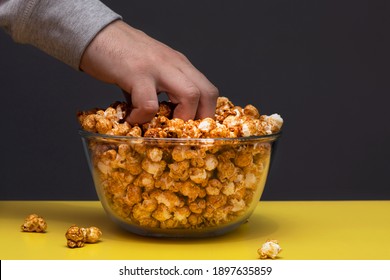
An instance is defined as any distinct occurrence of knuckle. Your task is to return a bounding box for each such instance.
[174,50,189,62]
[183,86,201,102]
[206,85,219,99]
[139,101,159,115]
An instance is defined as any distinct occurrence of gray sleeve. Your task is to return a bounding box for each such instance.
[0,0,122,69]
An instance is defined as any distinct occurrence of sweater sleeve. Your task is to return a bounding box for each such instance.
[0,0,122,69]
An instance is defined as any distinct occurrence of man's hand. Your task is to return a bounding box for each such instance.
[80,20,219,124]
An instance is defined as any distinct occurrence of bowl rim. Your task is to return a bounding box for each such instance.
[78,129,282,144]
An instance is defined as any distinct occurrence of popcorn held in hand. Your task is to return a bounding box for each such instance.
[65,225,102,248]
[258,239,282,259]
[21,214,47,233]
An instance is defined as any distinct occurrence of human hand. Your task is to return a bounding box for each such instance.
[80,20,219,124]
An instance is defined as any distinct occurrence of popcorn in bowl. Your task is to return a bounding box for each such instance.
[78,97,283,237]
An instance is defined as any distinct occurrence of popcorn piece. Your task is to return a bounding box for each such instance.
[65,225,102,248]
[123,184,142,207]
[203,154,218,171]
[190,156,205,168]
[134,171,155,191]
[141,158,166,178]
[173,206,191,224]
[150,190,183,210]
[208,205,232,225]
[241,119,259,137]
[164,125,183,138]
[217,160,237,182]
[144,127,167,138]
[215,96,234,122]
[221,181,235,196]
[138,217,159,228]
[168,160,190,181]
[146,147,163,162]
[152,204,172,222]
[189,199,206,214]
[160,218,179,229]
[154,172,178,191]
[118,143,131,156]
[21,214,47,233]
[234,150,253,167]
[243,104,260,119]
[182,120,202,138]
[268,114,284,131]
[127,126,142,137]
[189,167,208,184]
[167,118,185,130]
[132,199,157,222]
[209,124,230,138]
[229,198,246,212]
[104,102,127,122]
[171,146,198,162]
[198,117,217,136]
[206,193,228,209]
[157,101,174,118]
[82,226,102,243]
[259,114,284,135]
[65,225,84,248]
[111,122,131,136]
[79,114,97,132]
[95,116,112,134]
[205,179,223,196]
[188,213,203,227]
[258,240,282,259]
[179,180,206,202]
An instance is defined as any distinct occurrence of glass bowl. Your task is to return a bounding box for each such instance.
[80,131,281,237]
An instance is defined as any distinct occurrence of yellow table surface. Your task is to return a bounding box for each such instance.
[1,200,389,260]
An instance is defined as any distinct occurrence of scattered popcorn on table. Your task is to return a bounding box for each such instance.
[258,239,282,259]
[77,97,283,231]
[65,225,102,248]
[21,214,47,233]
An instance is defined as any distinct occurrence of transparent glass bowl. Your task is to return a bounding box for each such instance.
[80,131,280,237]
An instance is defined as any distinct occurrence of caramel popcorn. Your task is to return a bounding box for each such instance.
[78,97,282,139]
[21,214,47,233]
[78,97,283,232]
[65,225,102,248]
[258,239,282,259]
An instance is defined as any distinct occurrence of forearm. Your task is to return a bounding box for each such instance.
[0,0,121,69]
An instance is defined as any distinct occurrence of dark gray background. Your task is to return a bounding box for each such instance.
[1,0,389,200]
